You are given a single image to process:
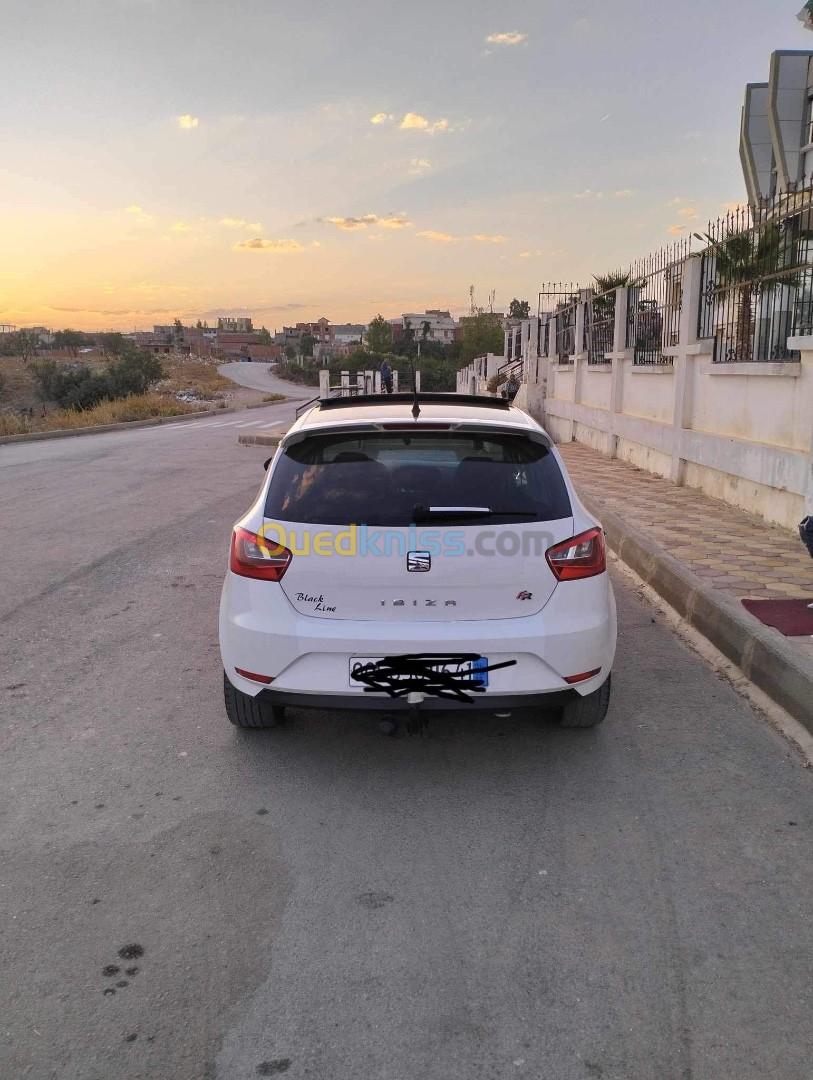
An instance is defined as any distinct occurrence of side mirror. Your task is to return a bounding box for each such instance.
[263,457,274,471]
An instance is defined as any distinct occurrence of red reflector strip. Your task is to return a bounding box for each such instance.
[235,667,274,685]
[564,668,601,685]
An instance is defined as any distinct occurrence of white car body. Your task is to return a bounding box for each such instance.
[219,395,616,718]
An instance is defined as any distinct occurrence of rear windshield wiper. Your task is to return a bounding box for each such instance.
[412,505,538,521]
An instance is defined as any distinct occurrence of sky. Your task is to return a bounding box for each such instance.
[1,0,812,331]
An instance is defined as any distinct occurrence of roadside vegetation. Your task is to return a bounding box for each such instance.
[0,340,233,437]
[0,393,202,437]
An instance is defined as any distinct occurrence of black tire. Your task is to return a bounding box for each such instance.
[223,671,284,729]
[557,674,611,729]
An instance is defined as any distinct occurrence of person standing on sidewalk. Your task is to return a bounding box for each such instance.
[380,358,394,394]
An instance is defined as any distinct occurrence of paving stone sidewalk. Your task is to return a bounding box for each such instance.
[559,443,813,656]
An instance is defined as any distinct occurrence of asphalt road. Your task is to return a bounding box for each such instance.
[1,406,811,1080]
[217,361,311,399]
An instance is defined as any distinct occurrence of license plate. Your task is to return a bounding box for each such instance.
[349,656,489,688]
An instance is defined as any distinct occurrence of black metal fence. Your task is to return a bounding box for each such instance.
[586,288,616,363]
[532,184,813,370]
[626,239,688,364]
[697,189,813,363]
[555,303,577,363]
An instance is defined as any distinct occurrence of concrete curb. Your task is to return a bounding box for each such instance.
[237,433,284,447]
[0,389,304,447]
[0,405,239,445]
[581,493,813,730]
[244,396,307,409]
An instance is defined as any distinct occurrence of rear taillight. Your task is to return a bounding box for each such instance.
[546,527,606,581]
[230,526,292,581]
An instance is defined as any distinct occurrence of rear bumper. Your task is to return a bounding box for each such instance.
[256,686,579,713]
[220,572,617,700]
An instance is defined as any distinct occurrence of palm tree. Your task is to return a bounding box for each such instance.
[699,224,781,361]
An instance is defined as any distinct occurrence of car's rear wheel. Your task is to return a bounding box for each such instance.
[557,674,611,729]
[223,671,284,729]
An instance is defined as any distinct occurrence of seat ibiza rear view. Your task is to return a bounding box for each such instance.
[219,393,616,729]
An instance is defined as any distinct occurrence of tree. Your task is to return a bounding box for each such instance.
[100,332,125,358]
[701,223,781,362]
[300,333,315,358]
[196,319,203,330]
[284,344,296,361]
[508,299,531,320]
[54,329,86,357]
[108,346,164,396]
[173,318,184,344]
[257,326,272,345]
[421,320,431,341]
[366,314,392,353]
[591,271,632,319]
[17,330,38,364]
[31,343,164,409]
[460,312,504,363]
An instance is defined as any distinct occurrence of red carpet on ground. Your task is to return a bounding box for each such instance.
[741,598,813,637]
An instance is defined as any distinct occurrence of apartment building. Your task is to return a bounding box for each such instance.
[741,49,813,203]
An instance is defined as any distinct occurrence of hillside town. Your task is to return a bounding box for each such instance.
[0,307,503,364]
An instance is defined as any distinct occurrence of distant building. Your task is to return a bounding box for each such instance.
[390,310,458,343]
[331,323,365,346]
[218,316,253,333]
[741,49,813,203]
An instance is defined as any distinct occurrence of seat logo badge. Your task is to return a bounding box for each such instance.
[517,590,533,601]
[407,551,431,573]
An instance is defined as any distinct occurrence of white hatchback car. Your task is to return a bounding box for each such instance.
[219,393,616,729]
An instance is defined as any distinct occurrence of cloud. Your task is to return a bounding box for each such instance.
[417,230,456,243]
[472,234,506,244]
[574,189,603,199]
[667,224,687,235]
[399,112,449,134]
[409,157,432,175]
[170,220,197,233]
[370,112,393,125]
[124,204,155,225]
[518,250,542,259]
[219,217,263,230]
[322,213,411,231]
[722,201,747,214]
[176,114,200,130]
[614,189,633,198]
[485,31,528,46]
[677,206,697,218]
[233,237,304,253]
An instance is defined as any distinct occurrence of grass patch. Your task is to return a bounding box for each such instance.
[262,393,286,402]
[0,392,204,437]
[159,356,232,396]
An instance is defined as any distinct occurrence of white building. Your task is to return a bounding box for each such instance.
[741,49,813,202]
[332,323,365,345]
[393,309,457,343]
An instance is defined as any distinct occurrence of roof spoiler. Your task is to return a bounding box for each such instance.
[316,392,511,411]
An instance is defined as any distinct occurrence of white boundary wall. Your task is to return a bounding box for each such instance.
[531,256,813,531]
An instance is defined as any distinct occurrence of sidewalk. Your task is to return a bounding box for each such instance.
[559,443,813,726]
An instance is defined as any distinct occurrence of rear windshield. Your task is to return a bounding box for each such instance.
[265,431,572,526]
